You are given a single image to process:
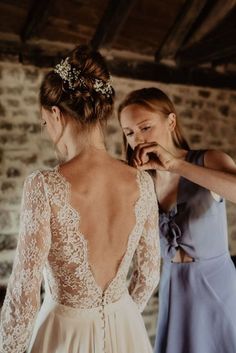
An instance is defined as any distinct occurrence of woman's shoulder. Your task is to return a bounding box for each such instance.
[113,159,155,186]
[24,166,58,186]
[203,149,236,172]
[112,158,137,178]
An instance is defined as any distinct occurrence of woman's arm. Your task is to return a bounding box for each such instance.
[0,171,51,353]
[172,150,236,203]
[134,143,236,203]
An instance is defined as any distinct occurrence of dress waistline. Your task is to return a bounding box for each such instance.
[163,251,231,265]
[41,289,135,319]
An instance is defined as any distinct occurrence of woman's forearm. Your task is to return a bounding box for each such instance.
[171,159,236,203]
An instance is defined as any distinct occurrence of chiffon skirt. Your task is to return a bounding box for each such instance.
[27,290,153,353]
[154,252,236,353]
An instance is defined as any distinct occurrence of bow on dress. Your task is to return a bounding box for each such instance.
[159,208,182,259]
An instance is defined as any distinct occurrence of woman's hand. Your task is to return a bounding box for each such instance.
[132,142,177,171]
[132,144,236,203]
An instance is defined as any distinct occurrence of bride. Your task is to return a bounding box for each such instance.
[0,45,160,353]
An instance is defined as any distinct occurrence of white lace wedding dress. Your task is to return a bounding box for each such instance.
[0,167,160,353]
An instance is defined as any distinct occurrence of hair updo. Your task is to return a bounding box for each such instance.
[40,45,115,127]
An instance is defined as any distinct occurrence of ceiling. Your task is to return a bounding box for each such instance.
[0,0,236,89]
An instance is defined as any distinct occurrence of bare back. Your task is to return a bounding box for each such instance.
[59,151,140,291]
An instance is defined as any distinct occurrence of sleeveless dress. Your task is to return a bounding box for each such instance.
[0,167,160,353]
[154,149,236,353]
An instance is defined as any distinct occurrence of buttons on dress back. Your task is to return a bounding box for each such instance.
[100,292,106,352]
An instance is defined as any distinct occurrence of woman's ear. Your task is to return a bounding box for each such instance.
[167,113,176,131]
[51,106,62,122]
[51,106,66,128]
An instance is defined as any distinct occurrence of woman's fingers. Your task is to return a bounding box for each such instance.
[139,145,159,165]
[131,142,176,171]
[138,161,162,170]
[133,142,159,166]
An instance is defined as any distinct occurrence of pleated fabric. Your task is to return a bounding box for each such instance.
[27,291,153,353]
[154,253,236,353]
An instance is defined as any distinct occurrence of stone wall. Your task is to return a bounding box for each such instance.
[0,61,236,344]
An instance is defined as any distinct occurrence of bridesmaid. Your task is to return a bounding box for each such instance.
[118,87,236,353]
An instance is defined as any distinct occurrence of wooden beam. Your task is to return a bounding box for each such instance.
[106,58,236,90]
[1,40,236,90]
[176,27,236,67]
[155,0,208,61]
[90,0,136,50]
[21,0,54,41]
[0,40,58,67]
[185,0,236,47]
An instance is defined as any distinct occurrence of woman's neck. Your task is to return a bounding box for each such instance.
[65,124,106,161]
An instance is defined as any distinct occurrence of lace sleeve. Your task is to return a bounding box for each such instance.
[128,172,160,312]
[0,171,51,353]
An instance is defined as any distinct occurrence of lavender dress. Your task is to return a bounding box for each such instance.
[154,150,236,353]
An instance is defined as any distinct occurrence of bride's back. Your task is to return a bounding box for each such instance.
[58,151,140,291]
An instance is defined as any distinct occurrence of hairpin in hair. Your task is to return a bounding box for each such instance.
[54,57,81,90]
[54,57,113,97]
[93,78,113,98]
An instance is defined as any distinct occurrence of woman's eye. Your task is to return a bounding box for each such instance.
[126,131,133,136]
[41,120,47,126]
[142,126,151,131]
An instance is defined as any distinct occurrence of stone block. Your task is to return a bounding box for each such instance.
[0,210,12,231]
[7,99,20,108]
[1,180,16,192]
[0,121,13,130]
[189,134,202,144]
[186,99,204,109]
[172,95,182,104]
[0,134,28,146]
[0,261,13,278]
[18,122,41,134]
[6,86,24,95]
[19,154,38,165]
[0,102,6,117]
[180,109,193,119]
[0,148,3,162]
[12,109,28,118]
[24,96,38,105]
[6,67,22,80]
[6,167,21,177]
[219,105,229,117]
[24,68,40,83]
[230,94,236,103]
[231,230,236,240]
[0,234,17,251]
[198,90,211,98]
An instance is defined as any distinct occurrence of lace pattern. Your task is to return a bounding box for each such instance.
[0,172,51,353]
[0,168,160,353]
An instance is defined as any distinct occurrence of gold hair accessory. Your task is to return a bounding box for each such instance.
[54,57,113,97]
[54,57,81,90]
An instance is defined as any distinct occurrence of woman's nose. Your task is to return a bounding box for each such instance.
[134,132,145,146]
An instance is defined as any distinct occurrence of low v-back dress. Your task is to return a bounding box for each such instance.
[0,167,160,353]
[154,149,236,353]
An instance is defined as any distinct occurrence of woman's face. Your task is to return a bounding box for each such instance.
[119,104,170,150]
